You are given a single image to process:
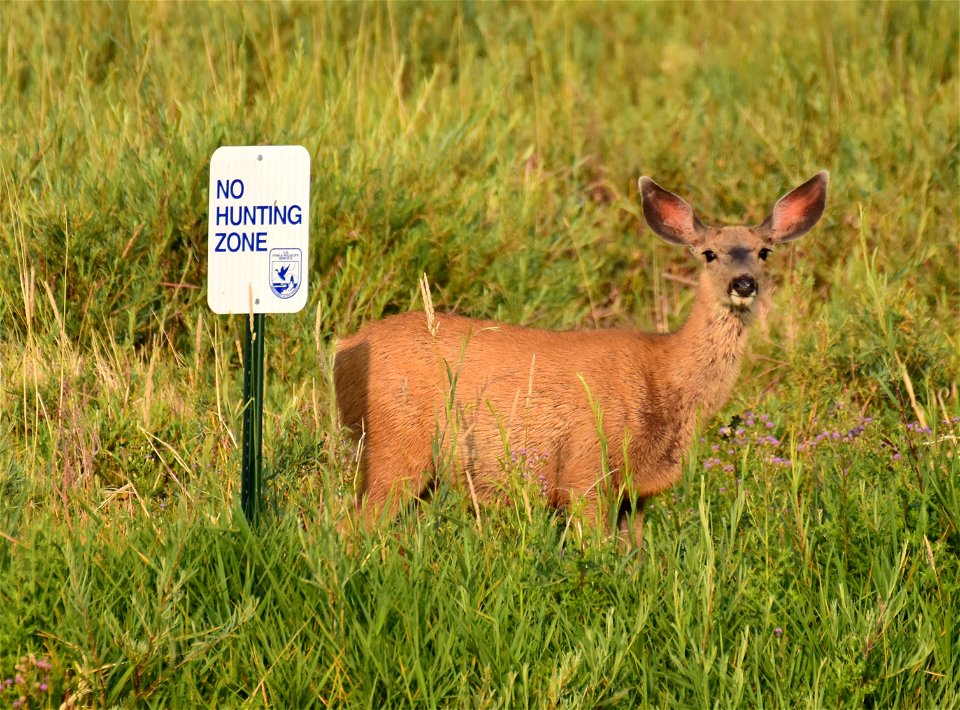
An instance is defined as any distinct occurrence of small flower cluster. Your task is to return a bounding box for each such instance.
[705,411,794,473]
[718,411,777,434]
[796,415,873,452]
[507,446,550,496]
[702,457,735,473]
[893,417,959,461]
[905,420,932,435]
[2,654,53,709]
[705,403,960,476]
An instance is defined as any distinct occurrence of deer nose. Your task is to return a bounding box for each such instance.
[730,275,757,298]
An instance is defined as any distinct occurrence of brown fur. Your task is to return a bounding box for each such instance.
[334,172,828,546]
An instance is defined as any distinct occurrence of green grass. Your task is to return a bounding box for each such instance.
[2,1,958,707]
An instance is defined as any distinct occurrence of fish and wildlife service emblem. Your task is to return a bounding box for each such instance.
[269,248,302,299]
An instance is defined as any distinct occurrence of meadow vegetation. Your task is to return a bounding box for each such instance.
[1,1,958,706]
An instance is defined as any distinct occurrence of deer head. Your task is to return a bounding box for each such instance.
[639,172,829,313]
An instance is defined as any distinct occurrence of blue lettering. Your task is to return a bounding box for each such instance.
[215,179,244,200]
[213,231,268,252]
[213,203,303,226]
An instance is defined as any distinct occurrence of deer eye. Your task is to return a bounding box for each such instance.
[702,250,717,263]
[759,248,772,261]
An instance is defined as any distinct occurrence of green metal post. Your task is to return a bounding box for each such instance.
[241,312,265,524]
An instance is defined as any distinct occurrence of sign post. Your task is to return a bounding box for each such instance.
[207,145,310,524]
[240,312,265,524]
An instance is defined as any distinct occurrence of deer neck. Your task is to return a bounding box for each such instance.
[662,277,753,423]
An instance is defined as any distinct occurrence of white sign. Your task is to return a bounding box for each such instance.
[207,145,310,314]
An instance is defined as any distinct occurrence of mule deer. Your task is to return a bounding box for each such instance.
[334,172,828,546]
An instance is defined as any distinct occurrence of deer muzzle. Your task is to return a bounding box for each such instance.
[728,275,758,307]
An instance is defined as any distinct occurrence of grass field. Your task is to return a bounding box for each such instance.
[1,1,958,707]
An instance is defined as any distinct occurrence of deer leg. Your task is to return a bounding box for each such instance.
[617,497,647,550]
[356,434,433,530]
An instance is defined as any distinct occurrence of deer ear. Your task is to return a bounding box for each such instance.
[639,177,705,248]
[763,171,829,243]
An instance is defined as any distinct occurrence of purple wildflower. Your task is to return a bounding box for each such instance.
[774,626,783,638]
